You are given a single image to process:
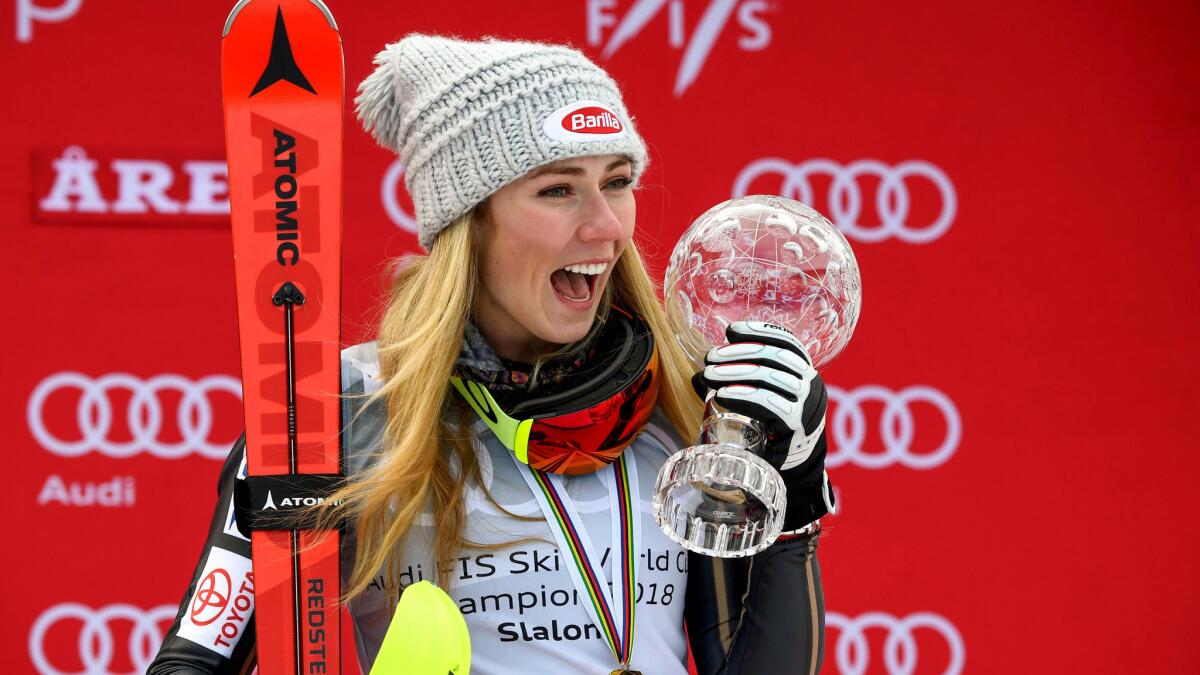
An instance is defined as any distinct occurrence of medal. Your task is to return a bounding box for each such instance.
[610,669,643,675]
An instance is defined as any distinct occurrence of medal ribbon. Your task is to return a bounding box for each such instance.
[516,453,640,669]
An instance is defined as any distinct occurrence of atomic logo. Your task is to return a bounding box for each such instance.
[250,7,315,96]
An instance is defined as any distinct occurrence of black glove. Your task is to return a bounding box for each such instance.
[694,321,836,530]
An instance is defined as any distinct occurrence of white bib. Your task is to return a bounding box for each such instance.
[338,342,690,674]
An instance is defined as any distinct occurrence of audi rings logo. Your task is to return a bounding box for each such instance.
[733,158,956,244]
[190,569,231,626]
[827,611,965,675]
[827,385,960,470]
[29,602,176,675]
[27,372,242,459]
[381,159,418,235]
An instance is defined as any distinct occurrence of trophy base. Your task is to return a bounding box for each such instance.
[653,443,787,558]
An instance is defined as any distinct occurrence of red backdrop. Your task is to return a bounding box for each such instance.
[5,1,1199,673]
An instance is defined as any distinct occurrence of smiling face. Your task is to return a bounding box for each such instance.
[473,154,636,363]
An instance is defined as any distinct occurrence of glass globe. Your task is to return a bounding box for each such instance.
[664,195,862,369]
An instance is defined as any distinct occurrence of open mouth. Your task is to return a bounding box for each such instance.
[550,262,608,305]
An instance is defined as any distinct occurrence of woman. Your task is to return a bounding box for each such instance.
[150,34,833,675]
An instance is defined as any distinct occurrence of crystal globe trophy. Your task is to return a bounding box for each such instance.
[653,195,862,557]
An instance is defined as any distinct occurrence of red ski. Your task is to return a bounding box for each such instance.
[221,1,343,673]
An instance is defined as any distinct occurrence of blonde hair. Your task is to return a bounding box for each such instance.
[320,208,703,602]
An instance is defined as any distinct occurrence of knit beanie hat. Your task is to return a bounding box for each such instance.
[356,34,650,251]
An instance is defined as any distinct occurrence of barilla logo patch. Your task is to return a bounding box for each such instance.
[563,107,622,134]
[542,100,628,143]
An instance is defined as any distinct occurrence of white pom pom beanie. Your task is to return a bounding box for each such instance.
[355,34,650,251]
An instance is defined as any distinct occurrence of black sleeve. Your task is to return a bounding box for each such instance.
[147,436,258,675]
[685,531,824,675]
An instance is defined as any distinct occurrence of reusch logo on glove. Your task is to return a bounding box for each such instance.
[543,100,628,143]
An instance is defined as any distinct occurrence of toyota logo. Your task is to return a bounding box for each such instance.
[190,568,231,626]
[827,611,965,675]
[27,372,242,459]
[827,385,960,470]
[28,602,176,675]
[733,158,956,244]
[381,158,418,234]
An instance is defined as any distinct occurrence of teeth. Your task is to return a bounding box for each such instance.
[562,262,608,276]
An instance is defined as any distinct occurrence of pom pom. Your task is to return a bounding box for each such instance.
[354,41,407,152]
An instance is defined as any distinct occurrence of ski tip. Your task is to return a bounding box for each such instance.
[308,0,339,31]
[223,0,339,38]
[222,0,253,38]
